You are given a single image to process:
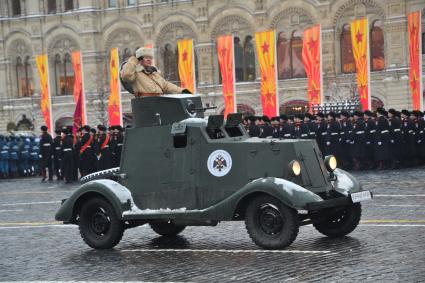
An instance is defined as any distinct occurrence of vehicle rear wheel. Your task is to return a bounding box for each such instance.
[245,195,299,249]
[79,197,124,249]
[313,203,361,238]
[150,221,186,237]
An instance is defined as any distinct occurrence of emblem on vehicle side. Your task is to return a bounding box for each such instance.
[207,150,232,177]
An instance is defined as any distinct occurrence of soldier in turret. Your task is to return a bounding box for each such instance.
[120,47,191,97]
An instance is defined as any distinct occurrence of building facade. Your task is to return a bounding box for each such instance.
[0,0,424,132]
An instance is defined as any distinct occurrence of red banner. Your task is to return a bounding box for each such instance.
[217,35,236,118]
[302,24,322,112]
[71,51,85,134]
[108,48,122,126]
[351,18,371,111]
[36,54,53,134]
[255,30,278,117]
[178,39,196,94]
[408,11,423,111]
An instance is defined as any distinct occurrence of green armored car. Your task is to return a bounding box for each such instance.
[55,95,372,249]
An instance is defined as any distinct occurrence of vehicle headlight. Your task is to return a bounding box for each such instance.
[324,155,337,172]
[289,160,301,176]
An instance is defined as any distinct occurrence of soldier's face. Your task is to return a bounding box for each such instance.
[141,56,153,67]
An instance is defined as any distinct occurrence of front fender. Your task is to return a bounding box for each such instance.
[332,168,363,196]
[206,177,323,220]
[55,179,132,223]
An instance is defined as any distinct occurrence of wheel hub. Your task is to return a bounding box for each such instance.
[258,204,283,235]
[91,209,111,235]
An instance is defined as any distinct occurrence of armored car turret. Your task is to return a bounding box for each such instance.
[55,95,372,249]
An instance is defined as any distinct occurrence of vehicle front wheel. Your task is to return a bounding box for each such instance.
[245,195,299,249]
[79,197,124,249]
[313,203,361,238]
[150,221,186,237]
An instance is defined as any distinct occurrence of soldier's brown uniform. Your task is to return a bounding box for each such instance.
[120,56,183,97]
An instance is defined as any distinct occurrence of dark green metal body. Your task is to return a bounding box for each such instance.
[55,95,363,224]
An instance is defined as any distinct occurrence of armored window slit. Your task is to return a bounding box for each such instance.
[173,135,187,148]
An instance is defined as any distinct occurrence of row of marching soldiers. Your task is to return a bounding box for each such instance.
[243,108,425,170]
[39,124,124,183]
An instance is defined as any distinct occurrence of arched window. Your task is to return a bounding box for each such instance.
[162,43,178,83]
[54,54,62,95]
[370,20,385,71]
[289,31,306,78]
[16,57,24,97]
[11,0,21,16]
[23,56,34,97]
[277,32,290,79]
[64,0,73,11]
[234,36,244,82]
[63,53,74,95]
[341,24,355,73]
[243,35,256,81]
[47,0,57,13]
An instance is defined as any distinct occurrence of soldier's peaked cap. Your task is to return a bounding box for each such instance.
[40,125,48,132]
[353,110,363,117]
[388,108,397,115]
[304,113,314,119]
[364,110,373,117]
[136,47,154,59]
[279,114,288,120]
[316,112,325,118]
[83,125,91,131]
[401,109,410,116]
[340,111,349,117]
[376,107,387,115]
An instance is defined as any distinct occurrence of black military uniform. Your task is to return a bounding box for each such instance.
[39,125,53,181]
[363,110,376,169]
[400,110,416,166]
[350,111,366,170]
[61,128,75,183]
[78,125,95,177]
[338,111,352,169]
[52,129,63,180]
[248,117,260,137]
[110,125,124,167]
[323,112,340,157]
[259,116,273,138]
[388,109,402,168]
[271,118,280,138]
[315,113,327,153]
[304,113,317,140]
[374,108,391,169]
[293,114,309,139]
[412,111,425,165]
[95,125,113,171]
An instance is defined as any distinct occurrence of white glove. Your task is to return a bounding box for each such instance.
[378,142,382,145]
[326,141,331,146]
[418,140,422,144]
[346,140,350,143]
[366,142,370,145]
[391,140,394,143]
[39,154,42,158]
[350,141,354,144]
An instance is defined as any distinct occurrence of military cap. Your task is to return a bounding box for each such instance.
[304,113,314,120]
[388,108,397,116]
[364,110,373,117]
[353,111,363,117]
[61,127,68,135]
[98,125,107,131]
[327,112,336,119]
[261,115,270,123]
[401,109,410,117]
[83,125,91,132]
[376,108,387,116]
[40,125,48,132]
[279,114,288,121]
[54,129,61,135]
[316,112,325,118]
[340,111,349,118]
[116,125,124,131]
[90,128,97,134]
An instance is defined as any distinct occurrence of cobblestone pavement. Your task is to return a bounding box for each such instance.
[0,167,425,282]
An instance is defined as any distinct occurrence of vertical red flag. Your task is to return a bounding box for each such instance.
[351,18,371,111]
[108,48,122,126]
[36,54,53,134]
[71,51,86,134]
[408,11,423,111]
[302,24,323,112]
[177,39,196,94]
[217,35,236,117]
[255,30,278,117]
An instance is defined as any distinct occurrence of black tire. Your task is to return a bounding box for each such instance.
[245,195,299,249]
[79,197,124,249]
[313,203,361,238]
[150,221,186,237]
